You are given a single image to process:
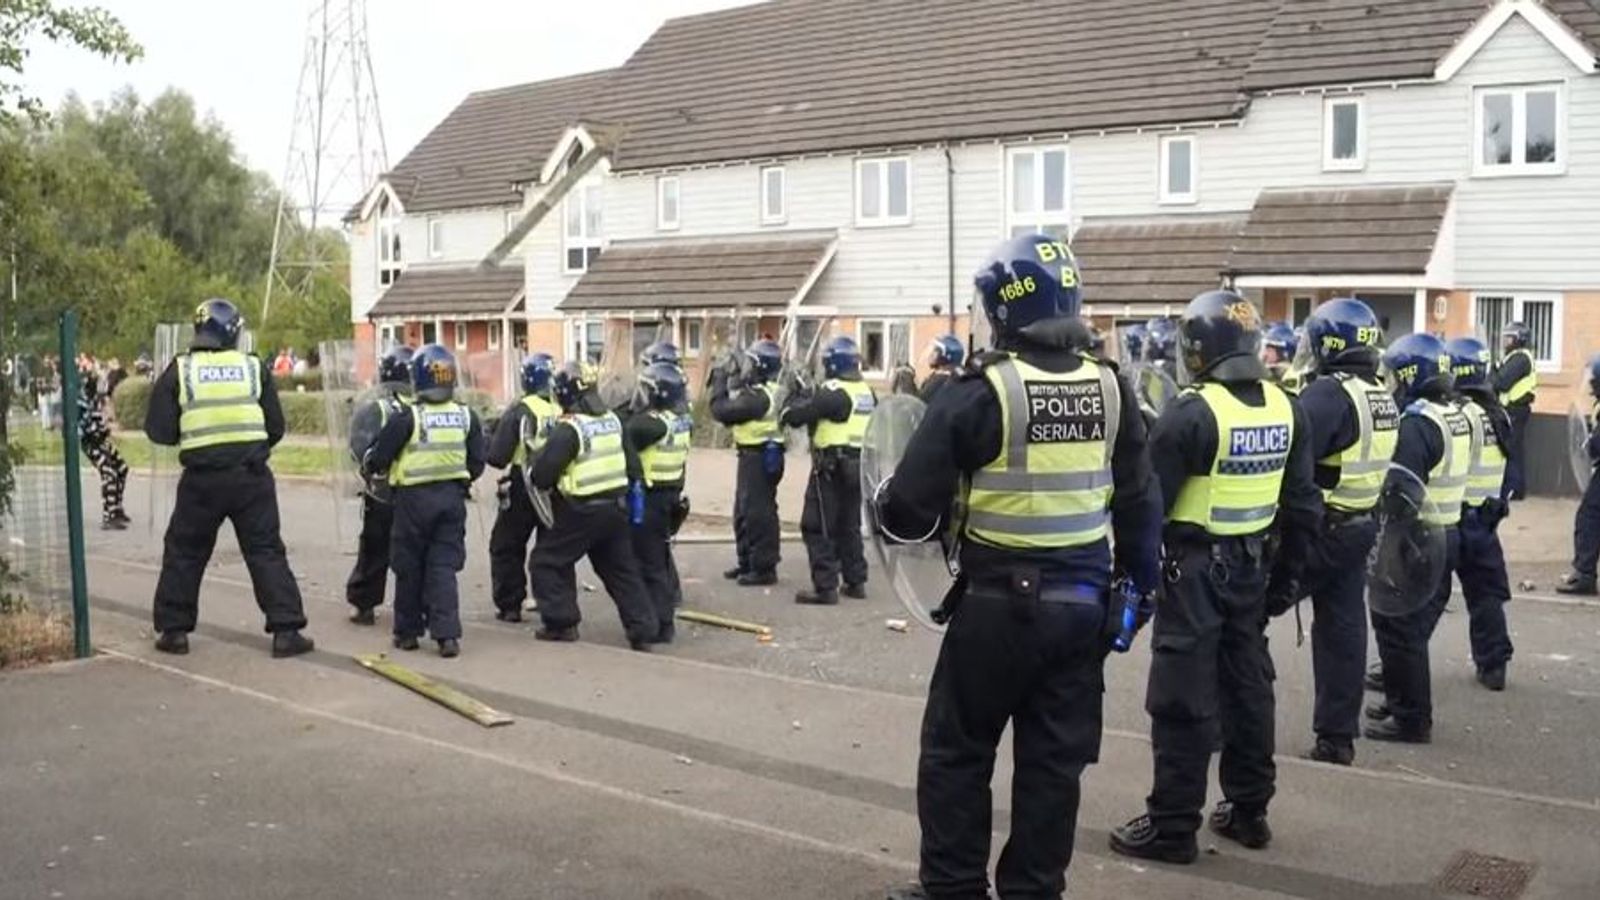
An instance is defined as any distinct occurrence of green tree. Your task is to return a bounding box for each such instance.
[0,0,140,123]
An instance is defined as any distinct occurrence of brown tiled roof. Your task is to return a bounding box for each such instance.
[367,265,524,319]
[558,235,836,312]
[381,70,613,213]
[1226,184,1454,276]
[1074,218,1243,307]
[589,0,1600,172]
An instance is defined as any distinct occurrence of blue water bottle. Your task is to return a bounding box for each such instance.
[762,440,784,476]
[627,480,645,527]
[1112,579,1141,654]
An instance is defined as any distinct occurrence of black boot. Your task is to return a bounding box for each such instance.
[1555,573,1597,596]
[795,588,839,605]
[393,634,420,651]
[1364,661,1385,692]
[271,630,314,658]
[535,625,579,643]
[722,567,747,581]
[882,884,929,900]
[1365,700,1391,721]
[841,583,867,600]
[438,638,460,658]
[737,570,777,586]
[1364,715,1431,744]
[494,609,523,624]
[1209,801,1272,849]
[1476,664,1507,692]
[652,620,675,645]
[154,631,189,655]
[1301,736,1355,766]
[349,608,377,626]
[1108,815,1198,864]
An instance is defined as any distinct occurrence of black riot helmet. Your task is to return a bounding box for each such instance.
[192,298,244,351]
[1176,290,1268,383]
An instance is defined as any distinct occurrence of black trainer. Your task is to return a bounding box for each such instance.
[1209,801,1272,849]
[629,638,655,653]
[1364,715,1431,744]
[494,609,523,624]
[841,583,867,600]
[1364,662,1385,692]
[438,639,460,658]
[1476,664,1507,692]
[1302,736,1355,766]
[1365,701,1391,721]
[652,621,675,645]
[393,634,420,651]
[737,570,777,587]
[535,625,579,643]
[795,589,839,605]
[154,631,189,655]
[1108,815,1198,865]
[1555,573,1598,596]
[722,567,747,581]
[270,630,314,658]
[349,608,377,626]
[101,518,128,531]
[882,884,929,900]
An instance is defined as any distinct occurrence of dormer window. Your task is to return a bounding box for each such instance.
[376,194,402,286]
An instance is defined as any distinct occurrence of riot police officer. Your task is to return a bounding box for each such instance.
[626,363,693,641]
[879,234,1162,899]
[1557,354,1600,595]
[345,345,415,625]
[1445,337,1516,690]
[1135,317,1180,427]
[782,336,876,606]
[1492,322,1537,500]
[145,298,314,658]
[919,334,964,404]
[486,352,558,622]
[1111,290,1321,863]
[363,345,485,657]
[710,339,785,586]
[1261,321,1299,389]
[1291,299,1396,765]
[640,340,681,371]
[1364,333,1471,744]
[527,362,660,650]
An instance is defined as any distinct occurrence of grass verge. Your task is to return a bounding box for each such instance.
[8,423,336,479]
[0,603,75,669]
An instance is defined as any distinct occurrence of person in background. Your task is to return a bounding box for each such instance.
[273,348,294,378]
[1491,322,1536,500]
[919,334,965,405]
[78,369,131,530]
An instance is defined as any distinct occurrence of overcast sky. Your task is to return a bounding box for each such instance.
[24,0,754,174]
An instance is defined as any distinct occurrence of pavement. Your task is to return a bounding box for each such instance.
[3,467,1599,899]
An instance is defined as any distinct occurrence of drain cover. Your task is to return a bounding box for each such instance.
[1435,851,1536,899]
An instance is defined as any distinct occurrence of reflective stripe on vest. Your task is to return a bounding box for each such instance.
[557,412,629,497]
[964,356,1120,550]
[512,394,558,467]
[1414,400,1472,526]
[1500,348,1537,405]
[1318,374,1400,513]
[730,384,783,447]
[639,409,693,487]
[1170,382,1294,537]
[390,401,470,486]
[177,351,267,452]
[1462,399,1507,508]
[812,380,876,450]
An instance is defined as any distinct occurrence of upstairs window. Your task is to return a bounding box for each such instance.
[376,196,402,286]
[1323,96,1365,171]
[1159,134,1196,205]
[657,176,680,231]
[856,157,911,226]
[1006,146,1070,240]
[1475,85,1561,175]
[564,179,604,273]
[761,166,786,224]
[427,217,445,259]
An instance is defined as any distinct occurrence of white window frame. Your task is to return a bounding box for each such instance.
[568,317,605,363]
[1290,294,1315,326]
[376,323,400,356]
[453,321,468,351]
[427,217,444,259]
[1322,96,1366,172]
[376,202,403,287]
[1158,134,1197,205]
[1004,145,1072,239]
[657,176,681,231]
[1472,292,1563,372]
[421,319,440,347]
[856,318,910,377]
[1472,83,1564,177]
[760,166,787,225]
[505,209,521,235]
[563,178,605,275]
[855,157,912,227]
[680,317,703,358]
[487,320,503,352]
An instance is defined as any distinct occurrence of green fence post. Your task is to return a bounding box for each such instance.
[58,310,91,658]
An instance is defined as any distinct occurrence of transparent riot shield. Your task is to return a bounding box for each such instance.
[862,394,960,632]
[596,319,640,412]
[1570,401,1596,493]
[777,314,836,457]
[517,411,556,528]
[144,323,188,531]
[319,339,370,549]
[1366,465,1450,618]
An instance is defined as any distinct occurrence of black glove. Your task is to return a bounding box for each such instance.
[1479,497,1509,529]
[1264,568,1302,618]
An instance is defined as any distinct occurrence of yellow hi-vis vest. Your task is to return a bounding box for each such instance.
[964,357,1120,550]
[730,383,783,447]
[1412,400,1472,526]
[176,350,268,452]
[639,409,693,487]
[512,394,558,467]
[1499,348,1537,406]
[557,412,629,498]
[812,379,876,450]
[1171,382,1294,537]
[1462,398,1507,509]
[1318,374,1400,513]
[390,401,470,487]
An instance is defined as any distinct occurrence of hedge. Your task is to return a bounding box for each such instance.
[273,371,324,393]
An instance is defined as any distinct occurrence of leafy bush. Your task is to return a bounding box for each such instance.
[279,393,327,435]
[273,371,324,393]
[111,376,153,428]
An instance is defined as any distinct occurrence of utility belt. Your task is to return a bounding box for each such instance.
[1325,507,1376,529]
[1163,533,1266,585]
[560,492,625,511]
[810,445,859,476]
[646,482,684,494]
[962,566,1125,645]
[736,444,770,453]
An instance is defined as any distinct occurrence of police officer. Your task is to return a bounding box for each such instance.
[1445,337,1516,690]
[345,345,414,625]
[363,345,485,657]
[486,352,558,623]
[782,336,876,605]
[879,234,1162,899]
[919,334,964,404]
[640,340,681,371]
[527,362,660,650]
[626,363,693,641]
[1292,299,1396,765]
[710,339,785,586]
[1557,354,1600,595]
[1363,333,1471,744]
[145,298,314,658]
[1136,317,1180,426]
[1261,321,1299,388]
[1111,290,1321,863]
[1492,322,1537,500]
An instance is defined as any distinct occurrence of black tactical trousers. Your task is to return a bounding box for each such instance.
[1457,508,1514,671]
[1504,402,1531,499]
[346,493,394,612]
[1305,515,1380,743]
[630,486,683,632]
[153,465,307,634]
[389,482,467,641]
[733,448,783,576]
[800,451,867,592]
[1371,527,1462,729]
[530,494,659,645]
[1572,473,1600,579]
[1145,538,1276,835]
[489,470,539,615]
[917,578,1107,899]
